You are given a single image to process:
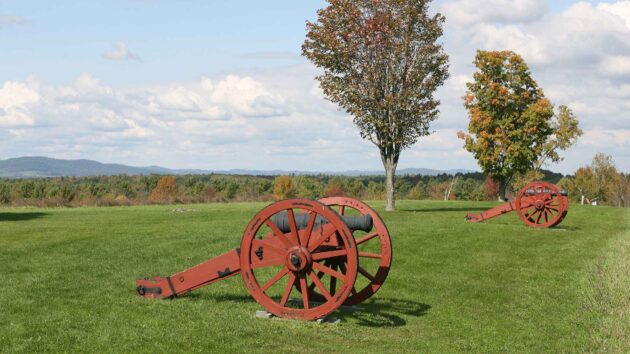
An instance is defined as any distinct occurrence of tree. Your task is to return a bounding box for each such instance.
[273,176,295,200]
[303,0,450,211]
[591,153,621,205]
[484,175,499,201]
[459,50,554,201]
[573,153,622,206]
[324,177,347,197]
[535,106,583,170]
[407,180,426,200]
[149,176,178,203]
[573,167,596,204]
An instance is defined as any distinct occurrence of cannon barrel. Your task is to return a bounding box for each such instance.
[526,189,568,197]
[272,212,373,233]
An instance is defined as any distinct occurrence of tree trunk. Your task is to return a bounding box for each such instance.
[498,178,508,202]
[383,155,398,211]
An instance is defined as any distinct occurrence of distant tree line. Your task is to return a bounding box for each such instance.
[0,170,560,207]
[0,155,625,208]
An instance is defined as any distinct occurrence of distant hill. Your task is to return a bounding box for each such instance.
[0,156,474,178]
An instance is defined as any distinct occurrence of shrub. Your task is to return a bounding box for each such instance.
[149,176,178,203]
[273,176,295,200]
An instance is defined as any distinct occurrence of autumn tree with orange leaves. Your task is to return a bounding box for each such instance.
[303,0,450,211]
[459,50,554,201]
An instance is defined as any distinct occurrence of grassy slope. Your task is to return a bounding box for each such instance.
[0,201,628,353]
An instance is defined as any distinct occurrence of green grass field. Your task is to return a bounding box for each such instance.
[1,201,628,353]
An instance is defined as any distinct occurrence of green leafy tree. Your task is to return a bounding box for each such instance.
[0,182,12,204]
[294,176,323,199]
[455,178,485,201]
[459,50,554,201]
[536,106,583,170]
[303,0,450,211]
[407,180,427,200]
[366,181,386,200]
[591,153,621,205]
[573,167,596,204]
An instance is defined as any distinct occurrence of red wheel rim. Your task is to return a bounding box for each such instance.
[515,182,567,228]
[240,199,358,320]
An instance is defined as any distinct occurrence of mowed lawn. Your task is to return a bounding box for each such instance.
[1,201,628,353]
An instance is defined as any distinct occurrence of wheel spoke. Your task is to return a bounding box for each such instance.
[312,261,346,280]
[299,274,309,309]
[338,205,345,215]
[312,249,347,261]
[252,239,286,256]
[287,209,300,246]
[308,225,338,251]
[308,270,332,301]
[359,252,381,259]
[251,256,285,269]
[536,211,543,224]
[300,212,317,247]
[330,263,337,296]
[308,265,326,292]
[358,266,375,281]
[527,209,540,222]
[356,231,379,245]
[520,197,535,208]
[350,286,357,295]
[261,268,289,291]
[279,272,296,306]
[265,219,293,248]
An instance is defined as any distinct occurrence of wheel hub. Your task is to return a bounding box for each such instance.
[286,247,312,272]
[535,200,544,210]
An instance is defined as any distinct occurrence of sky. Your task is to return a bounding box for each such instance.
[1,0,629,174]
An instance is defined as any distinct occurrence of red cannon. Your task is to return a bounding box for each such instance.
[136,197,392,321]
[465,181,569,228]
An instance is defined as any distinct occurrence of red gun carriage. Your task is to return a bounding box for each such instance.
[465,181,569,228]
[136,197,392,321]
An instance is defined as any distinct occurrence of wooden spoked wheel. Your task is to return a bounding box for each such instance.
[239,199,358,321]
[515,182,567,228]
[306,197,393,306]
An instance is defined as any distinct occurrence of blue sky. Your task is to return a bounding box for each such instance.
[1,0,629,173]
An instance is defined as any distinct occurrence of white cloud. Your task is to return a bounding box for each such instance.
[440,0,547,25]
[0,79,39,127]
[599,1,630,28]
[102,42,140,61]
[599,55,630,76]
[209,75,286,117]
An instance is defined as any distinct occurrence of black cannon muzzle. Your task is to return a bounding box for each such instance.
[272,211,373,233]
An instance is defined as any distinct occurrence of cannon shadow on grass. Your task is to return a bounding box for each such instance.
[0,212,48,222]
[337,298,431,327]
[188,292,430,327]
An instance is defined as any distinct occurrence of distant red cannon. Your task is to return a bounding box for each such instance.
[465,181,569,228]
[136,197,392,321]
